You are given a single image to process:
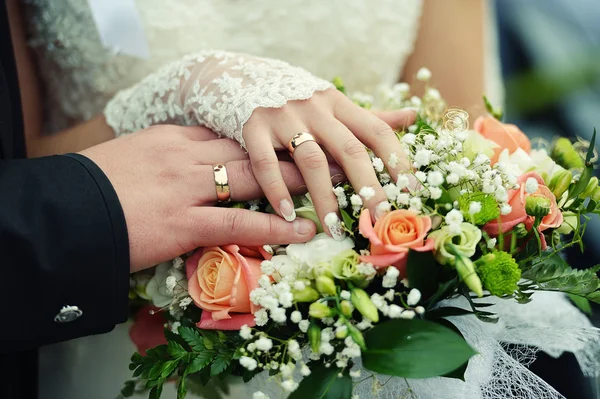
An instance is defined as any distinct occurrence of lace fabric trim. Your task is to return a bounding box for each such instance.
[104,51,333,147]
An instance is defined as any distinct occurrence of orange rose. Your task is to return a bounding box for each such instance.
[186,245,263,330]
[474,116,531,164]
[358,209,434,275]
[484,172,563,239]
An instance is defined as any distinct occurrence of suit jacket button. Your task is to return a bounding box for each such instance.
[54,305,83,323]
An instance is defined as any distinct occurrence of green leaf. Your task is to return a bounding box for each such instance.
[149,382,164,399]
[120,380,136,397]
[179,326,205,352]
[424,306,473,320]
[436,319,468,381]
[568,294,592,315]
[569,164,594,201]
[210,350,232,376]
[425,278,459,310]
[168,341,188,358]
[340,209,355,231]
[362,319,476,378]
[407,250,440,299]
[187,353,213,375]
[147,362,165,380]
[483,95,504,121]
[165,328,191,351]
[586,128,596,164]
[177,377,187,399]
[288,365,352,399]
[160,360,179,379]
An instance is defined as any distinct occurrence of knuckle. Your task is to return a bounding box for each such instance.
[224,210,247,236]
[297,146,328,170]
[371,119,394,138]
[341,138,367,159]
[252,152,279,173]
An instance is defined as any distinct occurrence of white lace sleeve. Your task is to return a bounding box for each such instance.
[104,51,333,147]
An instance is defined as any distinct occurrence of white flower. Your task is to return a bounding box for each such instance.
[446,209,464,225]
[293,281,306,291]
[271,308,287,323]
[396,174,410,189]
[447,222,463,236]
[260,260,275,276]
[495,186,508,202]
[397,193,410,205]
[372,157,385,172]
[240,325,253,340]
[388,304,404,318]
[416,67,432,81]
[287,311,302,325]
[172,257,184,270]
[376,201,391,216]
[301,364,311,376]
[384,289,395,301]
[380,173,391,184]
[253,391,270,399]
[383,184,400,201]
[286,233,354,270]
[259,295,279,310]
[415,171,427,183]
[414,149,432,168]
[146,262,187,308]
[258,275,271,289]
[415,306,425,315]
[340,290,351,300]
[357,262,376,279]
[282,380,299,393]
[525,177,539,194]
[170,321,181,333]
[254,309,269,326]
[359,186,376,201]
[407,288,421,306]
[382,267,400,288]
[278,292,294,308]
[350,194,363,213]
[255,337,273,352]
[446,173,459,184]
[240,356,258,371]
[333,186,348,208]
[409,197,422,211]
[427,171,444,186]
[468,201,482,215]
[487,238,497,249]
[402,133,417,145]
[429,187,442,200]
[280,363,295,378]
[299,320,310,333]
[356,318,373,331]
[319,342,335,355]
[411,96,422,107]
[179,296,192,309]
[389,153,399,168]
[247,343,256,352]
[399,310,416,319]
[500,203,512,215]
[426,88,441,100]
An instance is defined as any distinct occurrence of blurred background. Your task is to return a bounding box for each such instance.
[494,0,600,397]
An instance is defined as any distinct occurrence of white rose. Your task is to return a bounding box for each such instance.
[463,130,499,161]
[145,262,188,307]
[530,149,564,180]
[286,233,355,271]
[498,148,564,183]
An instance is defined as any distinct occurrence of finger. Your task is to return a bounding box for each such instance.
[191,207,317,246]
[178,126,221,141]
[289,138,344,240]
[244,130,296,221]
[335,102,413,178]
[370,109,417,130]
[311,117,388,216]
[194,138,248,164]
[196,161,345,204]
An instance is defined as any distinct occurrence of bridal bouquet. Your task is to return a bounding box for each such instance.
[121,71,600,399]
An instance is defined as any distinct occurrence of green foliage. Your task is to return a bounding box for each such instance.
[407,249,440,299]
[361,319,476,378]
[475,251,521,296]
[483,95,504,121]
[520,253,600,303]
[125,325,241,399]
[288,364,353,399]
[568,293,593,316]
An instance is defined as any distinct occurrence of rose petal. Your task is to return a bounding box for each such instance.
[197,311,256,330]
[129,305,167,356]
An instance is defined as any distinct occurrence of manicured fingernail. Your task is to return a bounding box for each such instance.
[280,199,296,222]
[375,201,392,220]
[293,219,313,235]
[324,212,345,241]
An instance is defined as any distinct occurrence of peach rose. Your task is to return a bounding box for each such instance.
[186,245,265,330]
[129,305,167,356]
[484,171,563,238]
[359,209,434,275]
[474,116,531,164]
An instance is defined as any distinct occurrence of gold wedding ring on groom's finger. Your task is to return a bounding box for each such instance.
[287,132,316,156]
[213,164,231,203]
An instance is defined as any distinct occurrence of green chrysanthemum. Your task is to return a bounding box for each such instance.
[458,192,500,225]
[475,251,521,296]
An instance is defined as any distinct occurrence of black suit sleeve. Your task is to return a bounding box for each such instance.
[0,153,130,352]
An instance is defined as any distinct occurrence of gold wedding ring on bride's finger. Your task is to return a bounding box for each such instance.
[287,132,317,156]
[213,164,231,203]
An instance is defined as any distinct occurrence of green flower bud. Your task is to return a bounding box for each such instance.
[293,286,320,303]
[331,250,362,281]
[350,288,379,323]
[428,222,482,265]
[455,256,483,297]
[315,275,337,296]
[309,302,334,319]
[592,186,600,201]
[335,325,349,339]
[340,300,354,318]
[556,211,579,235]
[514,223,529,238]
[525,195,551,218]
[552,138,584,169]
[308,323,321,353]
[295,204,324,233]
[475,251,521,296]
[580,176,599,199]
[457,193,500,225]
[548,169,573,199]
[346,322,367,351]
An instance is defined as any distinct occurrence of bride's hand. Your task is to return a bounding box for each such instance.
[244,95,415,239]
[104,51,415,239]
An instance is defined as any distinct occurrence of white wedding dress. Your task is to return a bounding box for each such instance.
[23,1,597,398]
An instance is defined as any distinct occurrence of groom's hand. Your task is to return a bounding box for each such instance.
[80,125,343,272]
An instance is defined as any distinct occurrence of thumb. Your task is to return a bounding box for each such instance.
[372,108,417,130]
[193,207,316,247]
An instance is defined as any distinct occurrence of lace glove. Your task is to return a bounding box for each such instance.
[104,51,333,148]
